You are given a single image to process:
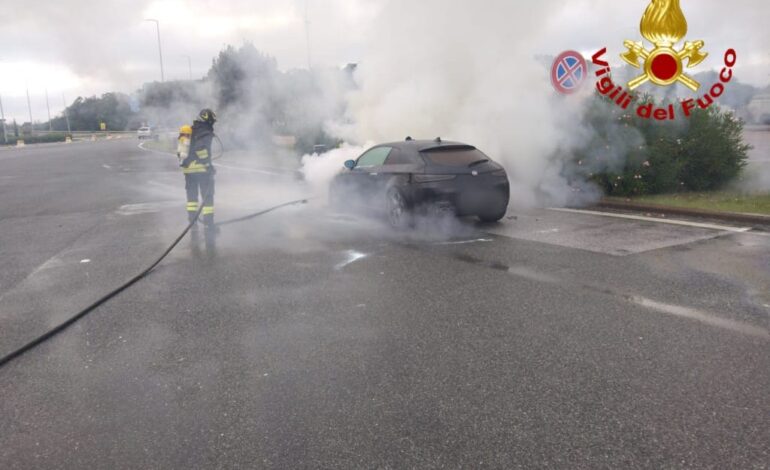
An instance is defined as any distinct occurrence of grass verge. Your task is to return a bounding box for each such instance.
[607,192,770,215]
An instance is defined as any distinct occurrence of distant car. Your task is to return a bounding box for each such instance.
[330,138,510,227]
[137,127,157,140]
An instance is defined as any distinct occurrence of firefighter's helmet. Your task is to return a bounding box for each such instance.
[198,108,217,125]
[179,125,192,135]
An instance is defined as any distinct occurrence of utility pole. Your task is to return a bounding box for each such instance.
[0,93,6,144]
[145,19,165,82]
[62,93,71,134]
[0,58,4,143]
[182,55,192,80]
[45,88,52,131]
[304,0,312,70]
[25,85,33,134]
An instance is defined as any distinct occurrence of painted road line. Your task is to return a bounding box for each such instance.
[216,163,291,176]
[549,207,752,233]
[451,251,769,340]
[137,143,295,176]
[335,250,369,270]
[137,141,172,156]
[433,238,493,245]
[629,295,770,340]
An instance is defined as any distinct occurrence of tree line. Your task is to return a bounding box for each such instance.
[42,43,353,154]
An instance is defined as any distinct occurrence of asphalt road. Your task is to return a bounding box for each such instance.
[1,140,768,469]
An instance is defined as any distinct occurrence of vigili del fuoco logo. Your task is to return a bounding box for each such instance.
[552,0,737,121]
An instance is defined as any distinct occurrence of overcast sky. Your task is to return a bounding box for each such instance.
[0,0,767,123]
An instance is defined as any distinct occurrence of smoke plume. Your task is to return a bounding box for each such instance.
[310,0,596,208]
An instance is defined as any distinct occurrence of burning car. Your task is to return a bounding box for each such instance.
[330,138,510,227]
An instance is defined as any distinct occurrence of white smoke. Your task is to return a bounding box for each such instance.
[300,143,371,198]
[304,0,596,208]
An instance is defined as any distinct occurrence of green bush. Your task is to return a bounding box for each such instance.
[1,133,69,145]
[573,96,750,197]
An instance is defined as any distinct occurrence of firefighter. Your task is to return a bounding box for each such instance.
[181,109,217,228]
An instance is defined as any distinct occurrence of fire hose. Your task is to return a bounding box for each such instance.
[0,159,310,368]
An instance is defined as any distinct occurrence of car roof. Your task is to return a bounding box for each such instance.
[377,139,476,153]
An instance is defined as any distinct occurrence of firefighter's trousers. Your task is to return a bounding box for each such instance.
[185,172,215,225]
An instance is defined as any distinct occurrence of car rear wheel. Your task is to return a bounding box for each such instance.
[478,211,506,223]
[386,188,411,229]
[478,202,507,223]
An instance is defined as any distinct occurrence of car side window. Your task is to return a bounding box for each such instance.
[356,147,392,168]
[384,148,419,165]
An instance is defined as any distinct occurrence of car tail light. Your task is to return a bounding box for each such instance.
[413,174,457,183]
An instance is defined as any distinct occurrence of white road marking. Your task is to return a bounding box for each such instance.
[548,207,752,233]
[216,163,288,176]
[433,238,493,245]
[102,164,111,169]
[137,141,173,156]
[506,265,561,284]
[137,142,293,177]
[80,259,91,264]
[335,250,368,270]
[630,295,770,340]
[116,201,178,216]
[461,253,768,340]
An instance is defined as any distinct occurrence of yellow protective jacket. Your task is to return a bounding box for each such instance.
[181,120,214,174]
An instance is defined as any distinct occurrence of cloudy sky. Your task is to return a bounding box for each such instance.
[0,0,767,123]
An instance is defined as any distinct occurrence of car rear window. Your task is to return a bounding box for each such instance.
[422,148,489,166]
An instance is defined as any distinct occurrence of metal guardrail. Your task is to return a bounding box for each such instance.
[27,130,142,136]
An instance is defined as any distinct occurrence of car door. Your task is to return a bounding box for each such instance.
[352,146,393,206]
[378,147,424,206]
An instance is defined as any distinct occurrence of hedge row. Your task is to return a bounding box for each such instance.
[0,134,70,145]
[571,97,750,197]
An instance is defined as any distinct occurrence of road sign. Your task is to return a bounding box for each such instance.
[551,50,587,95]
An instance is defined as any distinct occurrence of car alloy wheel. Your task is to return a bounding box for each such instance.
[387,189,408,228]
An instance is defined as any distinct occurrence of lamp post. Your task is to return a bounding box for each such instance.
[182,55,192,80]
[304,0,312,70]
[26,86,33,134]
[0,93,6,144]
[144,19,165,82]
[62,93,71,134]
[45,88,52,131]
[0,59,5,143]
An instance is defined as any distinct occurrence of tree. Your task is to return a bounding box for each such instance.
[50,93,137,131]
[573,95,750,196]
[678,106,749,191]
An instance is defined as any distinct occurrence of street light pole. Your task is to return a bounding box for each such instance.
[25,86,33,133]
[0,58,4,143]
[145,19,165,82]
[0,93,6,144]
[182,55,192,80]
[45,88,52,131]
[62,93,71,134]
[304,0,312,70]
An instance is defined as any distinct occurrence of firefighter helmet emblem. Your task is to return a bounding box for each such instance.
[621,0,708,91]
